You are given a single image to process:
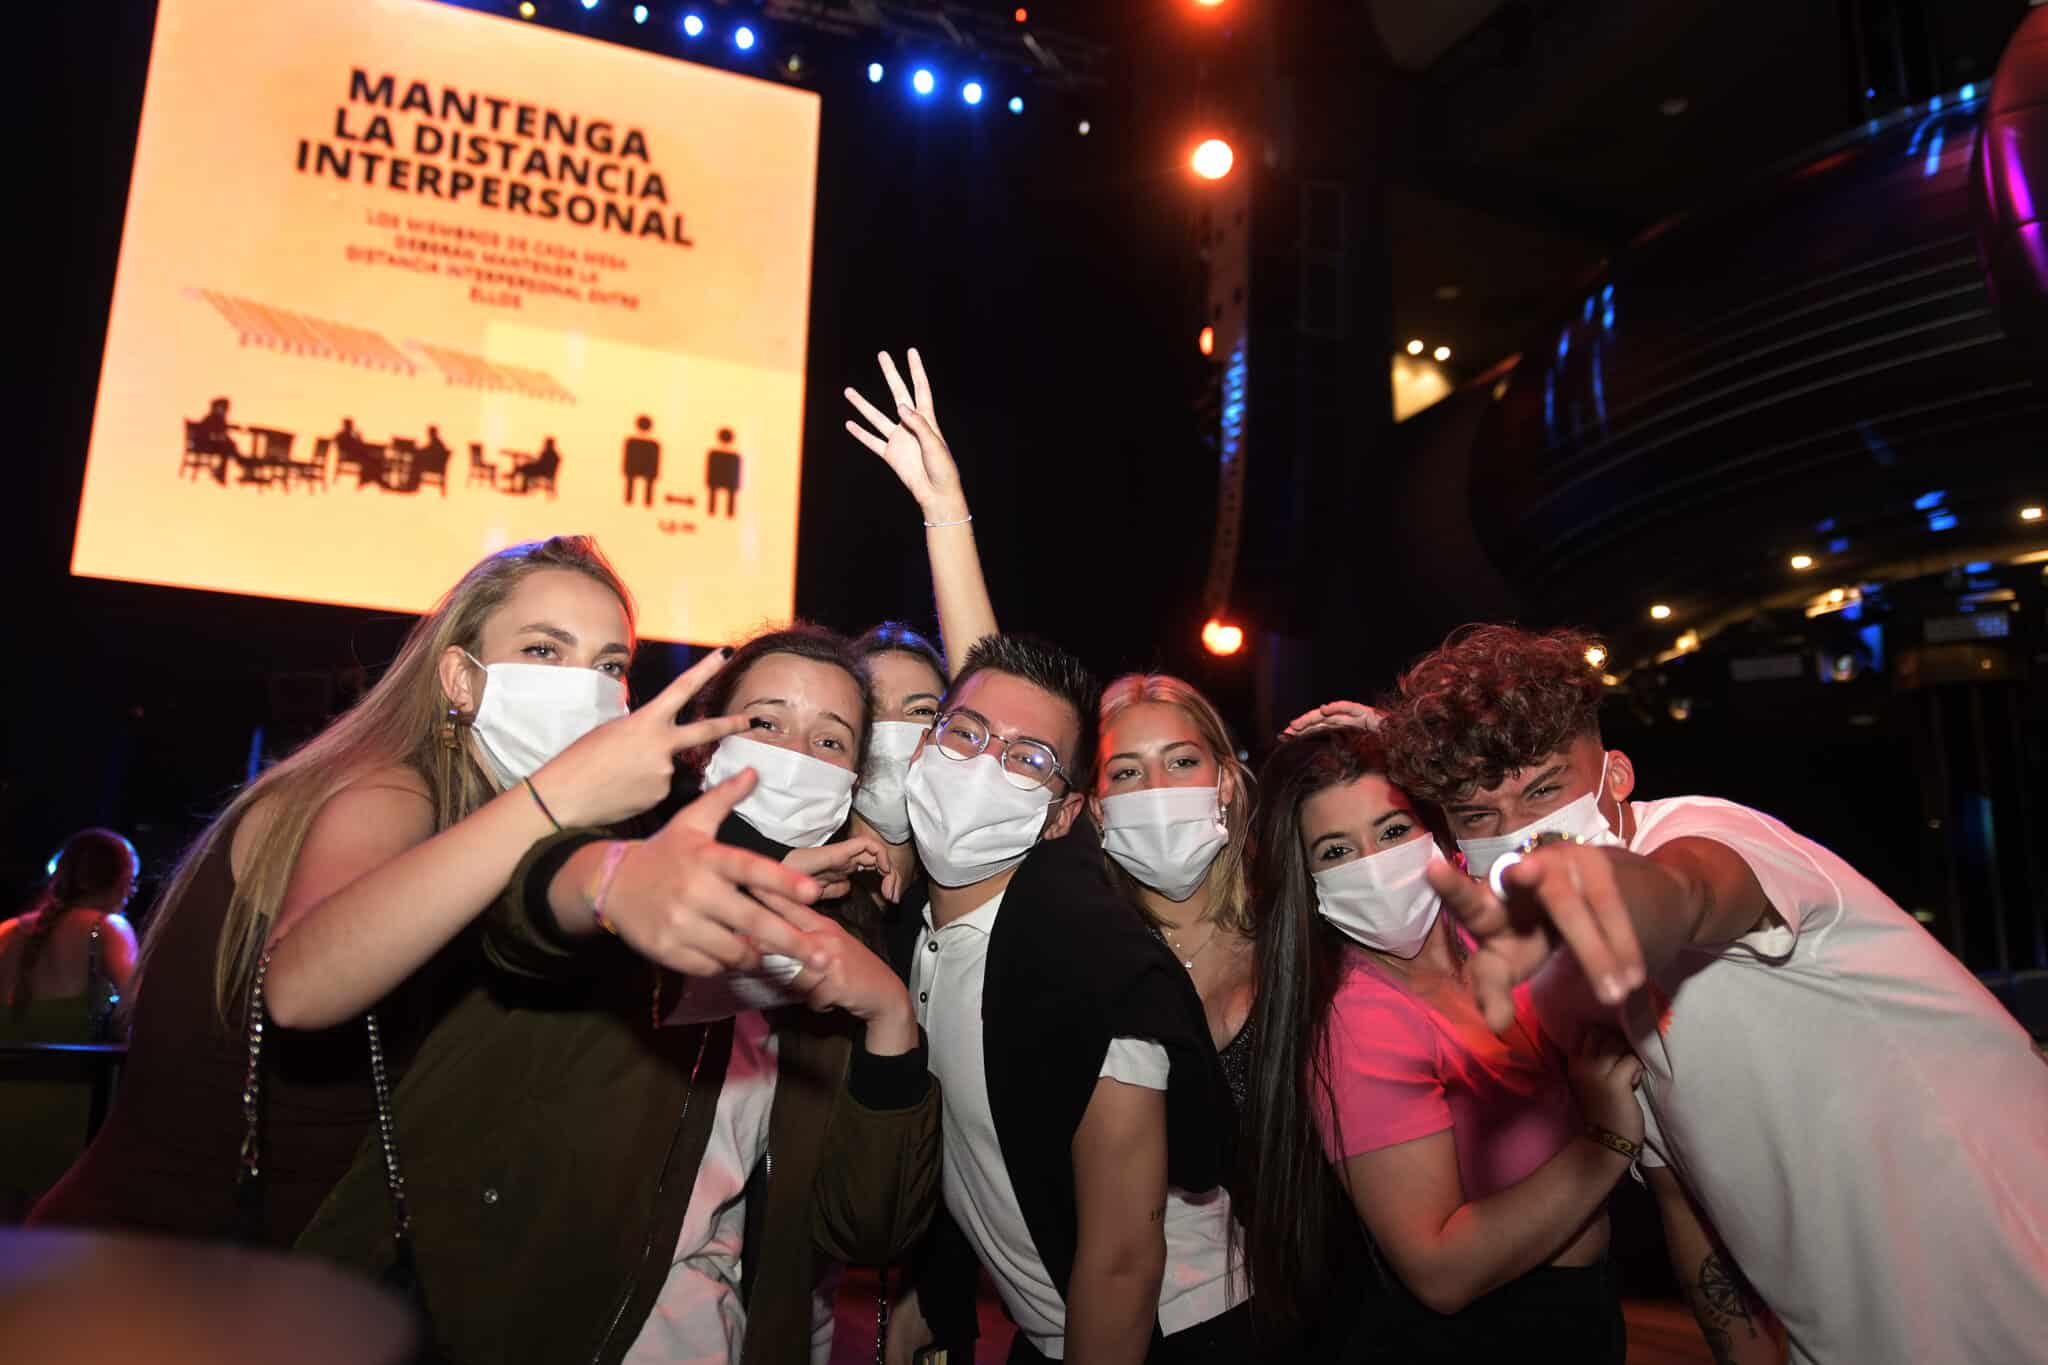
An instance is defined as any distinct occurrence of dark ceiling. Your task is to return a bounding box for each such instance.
[1378,0,2029,377]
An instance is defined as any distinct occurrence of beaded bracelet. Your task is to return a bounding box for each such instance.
[589,840,633,936]
[1584,1125,1641,1161]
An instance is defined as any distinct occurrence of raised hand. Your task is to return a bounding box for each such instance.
[1426,846,1646,1033]
[531,647,749,829]
[784,832,904,904]
[595,770,831,976]
[1281,699,1384,740]
[843,348,967,519]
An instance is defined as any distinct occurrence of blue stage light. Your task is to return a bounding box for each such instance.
[912,68,936,96]
[1008,95,1024,114]
[682,13,704,37]
[868,62,885,83]
[734,24,756,50]
[632,4,648,22]
[581,0,599,10]
[962,81,984,105]
[1913,489,1947,511]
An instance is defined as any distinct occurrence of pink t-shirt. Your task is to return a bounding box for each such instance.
[1317,952,1581,1201]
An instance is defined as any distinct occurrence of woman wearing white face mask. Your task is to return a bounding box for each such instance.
[1238,727,1642,1363]
[297,622,936,1365]
[847,622,950,898]
[1090,675,1260,1108]
[33,537,820,1247]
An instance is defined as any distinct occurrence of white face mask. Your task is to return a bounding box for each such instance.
[702,733,858,849]
[1456,754,1624,883]
[1313,837,1447,959]
[905,750,1053,888]
[465,654,628,787]
[852,721,925,845]
[1098,785,1229,903]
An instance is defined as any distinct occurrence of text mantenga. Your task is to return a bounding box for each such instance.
[294,69,695,247]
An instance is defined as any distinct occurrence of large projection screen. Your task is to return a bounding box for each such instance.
[72,0,819,643]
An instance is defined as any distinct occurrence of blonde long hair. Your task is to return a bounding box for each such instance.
[130,536,634,1027]
[1096,673,1257,937]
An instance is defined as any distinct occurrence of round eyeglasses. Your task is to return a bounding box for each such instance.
[930,709,1071,792]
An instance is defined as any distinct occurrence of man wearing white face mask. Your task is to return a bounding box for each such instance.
[888,635,1245,1365]
[1386,624,2048,1365]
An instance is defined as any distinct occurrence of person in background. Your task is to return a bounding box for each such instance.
[1394,623,2048,1365]
[1240,728,1637,1362]
[0,830,140,1213]
[32,537,821,1246]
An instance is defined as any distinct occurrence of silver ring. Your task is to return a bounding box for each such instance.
[1488,831,1583,898]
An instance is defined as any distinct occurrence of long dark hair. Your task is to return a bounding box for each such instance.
[9,829,137,1012]
[1241,726,1406,1339]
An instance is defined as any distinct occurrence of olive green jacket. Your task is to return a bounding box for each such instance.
[296,826,940,1365]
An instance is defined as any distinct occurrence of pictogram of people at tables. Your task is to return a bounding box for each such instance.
[179,398,561,498]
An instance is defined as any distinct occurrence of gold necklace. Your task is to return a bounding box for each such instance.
[1164,921,1221,972]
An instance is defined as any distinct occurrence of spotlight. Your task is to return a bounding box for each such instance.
[2023,505,2044,522]
[912,68,936,96]
[867,62,885,83]
[1433,345,1451,362]
[518,1,535,16]
[1191,138,1234,180]
[632,4,647,21]
[1008,95,1024,114]
[733,24,755,50]
[1198,325,1215,356]
[1201,619,1245,656]
[1405,339,1424,355]
[1650,603,1673,620]
[1077,119,1092,135]
[1668,697,1694,723]
[1014,7,1028,20]
[1584,644,1608,669]
[784,53,804,75]
[1789,553,1815,570]
[581,0,598,9]
[962,80,984,105]
[682,12,704,37]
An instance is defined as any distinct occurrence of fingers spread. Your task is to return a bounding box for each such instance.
[844,387,895,437]
[843,418,887,457]
[878,351,914,410]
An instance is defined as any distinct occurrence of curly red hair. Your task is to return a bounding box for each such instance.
[1383,624,1606,804]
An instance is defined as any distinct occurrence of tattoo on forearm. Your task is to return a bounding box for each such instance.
[1147,1204,1166,1224]
[1688,1251,1764,1365]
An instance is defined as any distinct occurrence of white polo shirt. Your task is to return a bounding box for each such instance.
[1617,796,2048,1365]
[911,891,1243,1359]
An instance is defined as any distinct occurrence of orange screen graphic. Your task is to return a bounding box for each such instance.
[73,0,820,643]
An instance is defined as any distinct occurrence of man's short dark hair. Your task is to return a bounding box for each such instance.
[1382,623,1606,805]
[944,634,1102,787]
